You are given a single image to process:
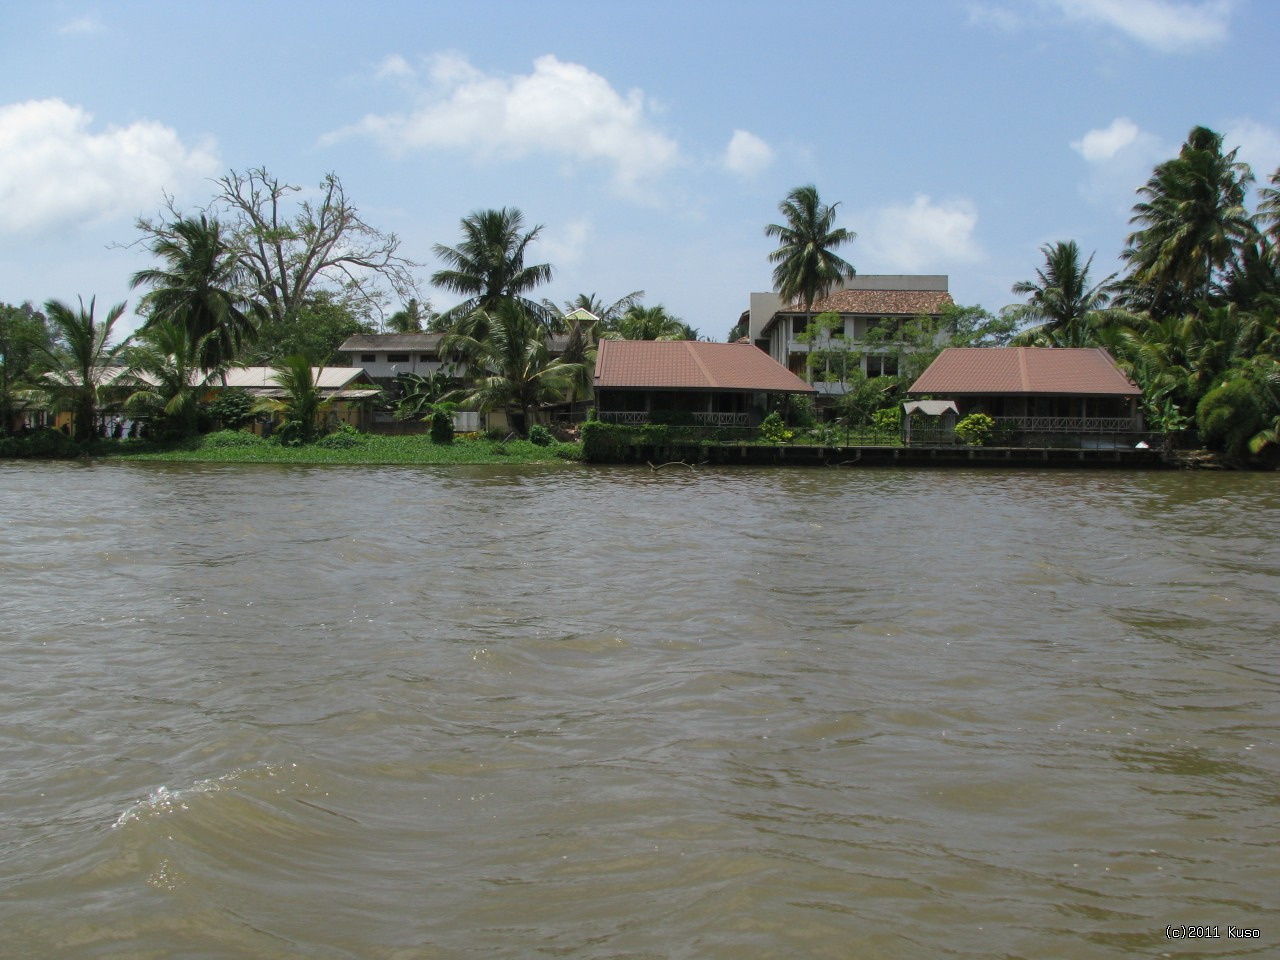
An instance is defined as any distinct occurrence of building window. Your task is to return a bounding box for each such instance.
[866,355,898,377]
[387,353,410,363]
[360,353,376,363]
[419,354,434,362]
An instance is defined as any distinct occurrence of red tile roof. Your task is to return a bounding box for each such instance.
[594,340,815,393]
[781,289,954,316]
[908,348,1142,397]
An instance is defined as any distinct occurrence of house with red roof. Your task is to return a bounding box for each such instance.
[907,347,1144,442]
[593,339,815,427]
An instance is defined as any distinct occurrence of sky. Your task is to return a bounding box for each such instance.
[2,0,1278,342]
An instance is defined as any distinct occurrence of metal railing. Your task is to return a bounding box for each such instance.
[992,416,1138,433]
[597,411,750,427]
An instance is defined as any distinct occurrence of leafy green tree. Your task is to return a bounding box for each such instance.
[252,289,375,365]
[36,297,129,442]
[1121,126,1255,318]
[765,184,856,316]
[1008,241,1115,347]
[251,355,333,444]
[431,207,553,331]
[0,302,52,434]
[442,299,581,434]
[130,214,258,371]
[945,303,1018,347]
[1197,374,1269,463]
[122,316,216,438]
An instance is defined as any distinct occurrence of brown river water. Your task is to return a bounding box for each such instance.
[1,461,1277,959]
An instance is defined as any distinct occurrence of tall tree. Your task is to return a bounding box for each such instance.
[765,185,857,314]
[1121,126,1255,317]
[130,214,257,371]
[133,168,418,348]
[441,299,580,434]
[36,297,129,442]
[1008,241,1115,347]
[431,207,553,330]
[0,302,51,434]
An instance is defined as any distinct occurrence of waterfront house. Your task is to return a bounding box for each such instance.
[907,347,1144,445]
[743,275,954,399]
[214,366,381,433]
[593,339,815,427]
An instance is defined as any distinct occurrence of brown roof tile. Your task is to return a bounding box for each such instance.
[908,348,1142,397]
[781,289,954,316]
[594,340,815,393]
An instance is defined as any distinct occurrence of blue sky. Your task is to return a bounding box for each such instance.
[2,0,1277,341]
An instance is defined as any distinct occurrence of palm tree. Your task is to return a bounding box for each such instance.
[552,291,644,336]
[37,297,129,441]
[430,208,553,330]
[122,316,215,438]
[1008,241,1116,347]
[614,304,693,341]
[442,299,581,434]
[386,298,427,334]
[130,215,258,371]
[251,355,333,444]
[765,185,857,315]
[1121,126,1255,317]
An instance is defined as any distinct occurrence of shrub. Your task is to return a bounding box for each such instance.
[954,412,996,446]
[317,424,366,449]
[200,429,265,449]
[527,423,554,446]
[1197,377,1267,463]
[872,407,902,439]
[205,389,255,430]
[0,428,81,459]
[429,406,455,445]
[759,411,793,443]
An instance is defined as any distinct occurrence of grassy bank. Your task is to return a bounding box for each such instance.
[14,430,584,466]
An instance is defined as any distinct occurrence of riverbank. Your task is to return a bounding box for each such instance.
[0,430,583,466]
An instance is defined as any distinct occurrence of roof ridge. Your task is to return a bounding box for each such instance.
[1017,347,1030,392]
[684,339,718,387]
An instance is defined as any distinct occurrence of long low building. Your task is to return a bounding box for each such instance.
[593,339,815,427]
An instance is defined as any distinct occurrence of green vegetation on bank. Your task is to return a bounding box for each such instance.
[0,428,581,466]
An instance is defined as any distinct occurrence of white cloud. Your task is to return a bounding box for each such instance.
[58,15,104,35]
[722,129,774,177]
[964,3,1024,32]
[1071,118,1170,210]
[1071,117,1140,162]
[1224,118,1280,179]
[540,217,592,266]
[0,98,219,234]
[1055,0,1234,52]
[375,54,415,81]
[327,54,680,192]
[862,195,983,272]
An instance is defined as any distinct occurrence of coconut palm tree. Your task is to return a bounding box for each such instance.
[251,355,333,444]
[765,185,857,315]
[442,299,581,434]
[614,304,693,341]
[130,214,258,371]
[1008,241,1116,347]
[431,208,553,331]
[37,297,129,441]
[122,316,216,438]
[1121,126,1255,318]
